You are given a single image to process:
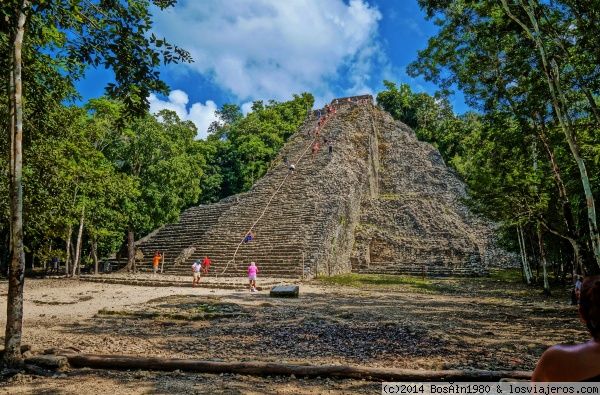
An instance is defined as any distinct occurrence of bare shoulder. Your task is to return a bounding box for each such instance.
[533,342,599,382]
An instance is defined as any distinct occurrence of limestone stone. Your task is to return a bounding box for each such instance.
[127,95,517,278]
[270,286,300,298]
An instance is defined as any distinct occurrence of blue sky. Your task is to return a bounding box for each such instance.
[75,0,466,139]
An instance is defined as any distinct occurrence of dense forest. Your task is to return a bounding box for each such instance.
[376,1,600,287]
[0,93,313,273]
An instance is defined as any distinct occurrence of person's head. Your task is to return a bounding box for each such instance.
[250,261,255,266]
[154,251,159,256]
[196,260,200,264]
[579,275,600,340]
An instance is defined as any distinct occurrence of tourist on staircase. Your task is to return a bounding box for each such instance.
[191,260,202,287]
[289,163,295,175]
[243,231,254,244]
[202,256,211,275]
[248,262,258,292]
[312,142,319,157]
[152,251,162,277]
[328,140,333,154]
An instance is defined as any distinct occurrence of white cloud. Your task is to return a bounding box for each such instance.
[241,102,254,115]
[152,0,386,106]
[149,90,218,140]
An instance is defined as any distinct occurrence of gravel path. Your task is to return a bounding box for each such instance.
[0,274,586,394]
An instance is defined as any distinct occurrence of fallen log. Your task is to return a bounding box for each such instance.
[59,352,532,381]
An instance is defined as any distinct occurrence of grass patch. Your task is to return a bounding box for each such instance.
[316,273,428,288]
[97,309,133,317]
[196,304,219,313]
[316,273,518,295]
[477,268,523,283]
[411,280,463,294]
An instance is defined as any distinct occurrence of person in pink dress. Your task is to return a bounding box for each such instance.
[248,262,258,292]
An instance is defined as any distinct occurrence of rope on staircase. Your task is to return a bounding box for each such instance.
[218,108,337,276]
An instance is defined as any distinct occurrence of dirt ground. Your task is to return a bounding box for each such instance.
[0,273,586,394]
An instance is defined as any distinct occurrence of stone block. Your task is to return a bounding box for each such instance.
[270,285,299,298]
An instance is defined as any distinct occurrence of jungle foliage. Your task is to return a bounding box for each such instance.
[377,0,600,284]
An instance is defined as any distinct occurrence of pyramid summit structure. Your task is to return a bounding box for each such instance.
[134,95,516,278]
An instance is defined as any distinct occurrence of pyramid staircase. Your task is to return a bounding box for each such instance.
[134,98,371,279]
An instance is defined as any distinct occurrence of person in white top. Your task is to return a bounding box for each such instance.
[191,260,202,287]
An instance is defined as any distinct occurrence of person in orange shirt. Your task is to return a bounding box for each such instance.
[152,251,162,277]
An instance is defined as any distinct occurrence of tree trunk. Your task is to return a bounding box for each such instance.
[92,237,99,275]
[59,352,533,381]
[550,60,600,267]
[4,1,28,369]
[517,226,532,284]
[539,219,586,276]
[69,239,76,272]
[72,206,85,277]
[537,122,586,272]
[65,226,73,276]
[126,227,136,272]
[537,225,550,294]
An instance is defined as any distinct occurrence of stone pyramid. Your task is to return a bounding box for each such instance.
[135,96,516,278]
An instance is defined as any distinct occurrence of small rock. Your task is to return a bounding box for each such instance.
[133,370,150,379]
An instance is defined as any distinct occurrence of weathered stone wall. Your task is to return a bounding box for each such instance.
[349,107,518,275]
[134,96,517,278]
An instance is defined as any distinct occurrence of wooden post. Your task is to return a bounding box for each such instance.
[161,253,165,274]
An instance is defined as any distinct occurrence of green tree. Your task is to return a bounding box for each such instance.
[376,80,418,128]
[1,0,191,367]
[408,0,600,273]
[204,93,314,199]
[102,109,204,271]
